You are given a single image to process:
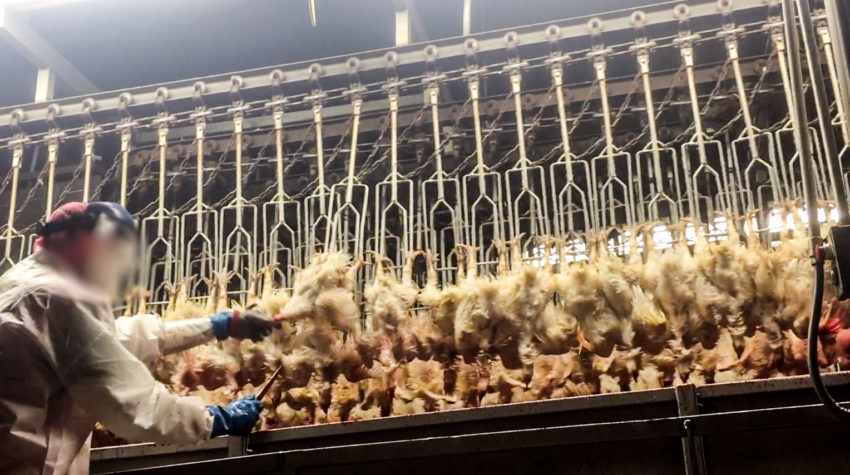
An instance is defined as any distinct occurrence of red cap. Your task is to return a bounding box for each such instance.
[34,201,95,271]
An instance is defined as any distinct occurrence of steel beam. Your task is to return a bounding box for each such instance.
[824,0,850,142]
[131,56,767,148]
[676,384,707,475]
[34,67,55,103]
[0,6,98,96]
[393,0,427,46]
[463,0,472,35]
[0,0,767,131]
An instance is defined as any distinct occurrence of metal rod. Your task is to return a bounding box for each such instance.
[768,22,806,197]
[389,92,399,203]
[682,43,709,168]
[723,28,784,210]
[156,123,168,235]
[428,86,446,200]
[817,21,850,144]
[637,49,664,196]
[119,128,131,208]
[82,133,94,203]
[824,0,850,144]
[0,0,769,129]
[795,0,850,224]
[312,102,327,215]
[509,71,529,189]
[551,64,573,181]
[44,138,58,220]
[469,78,487,191]
[784,0,819,233]
[4,146,22,260]
[634,41,680,223]
[234,113,244,222]
[195,118,206,216]
[273,107,286,218]
[346,98,362,205]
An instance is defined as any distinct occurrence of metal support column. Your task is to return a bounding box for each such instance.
[676,384,707,475]
[824,0,850,148]
[34,67,55,103]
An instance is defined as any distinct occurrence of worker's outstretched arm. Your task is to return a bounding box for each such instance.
[115,310,278,363]
[46,298,214,444]
[115,314,215,363]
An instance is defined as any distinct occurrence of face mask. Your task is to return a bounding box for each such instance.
[82,217,139,300]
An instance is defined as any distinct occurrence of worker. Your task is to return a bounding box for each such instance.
[0,201,277,474]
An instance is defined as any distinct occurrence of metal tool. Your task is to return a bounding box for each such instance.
[767,20,829,201]
[545,25,593,262]
[674,5,730,224]
[304,64,332,257]
[261,70,302,288]
[421,46,462,280]
[503,31,550,253]
[816,16,850,198]
[219,77,258,304]
[327,59,369,260]
[374,52,414,266]
[588,19,635,232]
[140,88,180,309]
[116,93,137,210]
[26,105,66,256]
[461,38,505,275]
[179,82,219,299]
[80,99,100,204]
[258,363,285,400]
[630,13,682,224]
[0,111,27,271]
[718,9,783,221]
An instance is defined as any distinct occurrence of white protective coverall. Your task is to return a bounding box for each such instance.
[0,250,216,474]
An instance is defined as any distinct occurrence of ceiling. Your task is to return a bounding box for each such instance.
[0,0,670,108]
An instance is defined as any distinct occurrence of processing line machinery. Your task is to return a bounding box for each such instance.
[3,0,850,473]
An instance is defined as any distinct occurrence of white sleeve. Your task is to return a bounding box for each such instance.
[45,299,214,444]
[115,314,216,363]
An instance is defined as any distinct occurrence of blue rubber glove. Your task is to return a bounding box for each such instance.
[210,311,231,340]
[208,395,264,437]
[210,310,278,342]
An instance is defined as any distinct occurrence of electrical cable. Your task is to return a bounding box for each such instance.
[783,0,850,419]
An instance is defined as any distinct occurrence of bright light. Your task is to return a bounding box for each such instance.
[0,0,96,9]
[652,224,673,250]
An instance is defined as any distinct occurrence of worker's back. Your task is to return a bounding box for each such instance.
[0,252,113,474]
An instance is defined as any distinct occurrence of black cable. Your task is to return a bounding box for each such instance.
[806,259,850,418]
[782,0,850,419]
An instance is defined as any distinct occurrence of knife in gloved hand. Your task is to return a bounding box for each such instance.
[257,363,284,400]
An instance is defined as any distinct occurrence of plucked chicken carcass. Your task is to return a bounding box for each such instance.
[417,250,461,362]
[364,251,420,336]
[556,232,633,357]
[774,203,815,338]
[279,252,360,332]
[529,353,575,400]
[492,236,554,371]
[479,355,528,406]
[641,221,719,350]
[327,374,361,422]
[363,250,423,361]
[447,357,489,408]
[114,190,845,445]
[454,244,501,363]
[392,358,453,414]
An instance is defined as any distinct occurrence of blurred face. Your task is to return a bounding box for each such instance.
[80,216,138,300]
[82,236,137,300]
